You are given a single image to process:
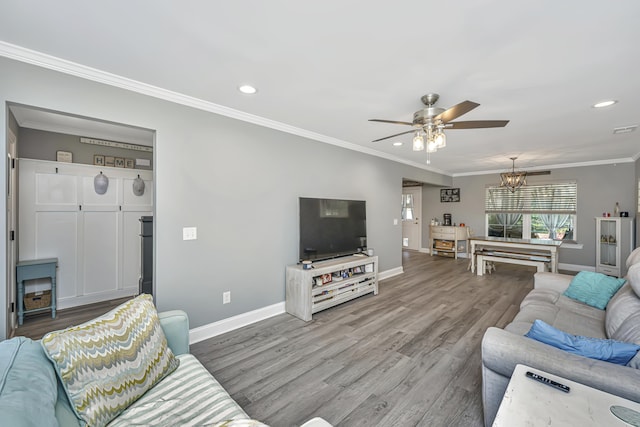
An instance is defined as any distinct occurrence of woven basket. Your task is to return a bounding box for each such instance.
[24,290,51,310]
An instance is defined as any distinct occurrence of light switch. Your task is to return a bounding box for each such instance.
[393,218,399,225]
[183,227,197,240]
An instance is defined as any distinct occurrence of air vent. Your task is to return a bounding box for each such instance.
[613,125,638,134]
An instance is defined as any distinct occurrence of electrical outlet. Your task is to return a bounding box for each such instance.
[223,291,231,304]
[183,227,197,240]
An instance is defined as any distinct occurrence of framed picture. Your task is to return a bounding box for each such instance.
[104,156,115,167]
[125,158,135,169]
[93,155,105,166]
[56,151,73,163]
[440,188,461,203]
[114,157,125,168]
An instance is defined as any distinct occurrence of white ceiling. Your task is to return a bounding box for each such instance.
[1,1,639,176]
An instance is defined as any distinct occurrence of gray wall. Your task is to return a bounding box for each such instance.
[421,163,637,268]
[18,128,153,169]
[0,56,450,339]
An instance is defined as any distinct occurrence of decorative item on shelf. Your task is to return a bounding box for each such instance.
[132,175,145,196]
[125,158,135,169]
[500,157,527,193]
[93,155,105,166]
[56,150,73,163]
[621,211,629,217]
[443,213,452,226]
[614,202,620,217]
[302,260,312,270]
[94,171,109,195]
[104,156,115,167]
[114,157,125,168]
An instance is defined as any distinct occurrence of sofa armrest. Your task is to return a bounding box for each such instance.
[482,326,640,400]
[159,310,190,356]
[533,272,573,293]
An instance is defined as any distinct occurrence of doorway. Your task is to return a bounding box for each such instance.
[6,104,155,338]
[402,185,422,251]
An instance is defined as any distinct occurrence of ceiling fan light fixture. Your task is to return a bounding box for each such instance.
[426,139,438,153]
[412,131,425,151]
[434,129,446,149]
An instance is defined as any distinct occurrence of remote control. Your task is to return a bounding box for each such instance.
[525,371,570,393]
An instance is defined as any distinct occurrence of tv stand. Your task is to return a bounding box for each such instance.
[286,255,378,321]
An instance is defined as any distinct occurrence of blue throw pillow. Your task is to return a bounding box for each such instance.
[526,319,640,365]
[563,271,626,309]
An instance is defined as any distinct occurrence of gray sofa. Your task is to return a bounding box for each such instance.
[481,250,640,426]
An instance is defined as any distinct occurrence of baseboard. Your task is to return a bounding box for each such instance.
[57,288,138,310]
[189,302,285,344]
[419,248,429,254]
[379,266,403,280]
[558,263,594,272]
[189,265,405,343]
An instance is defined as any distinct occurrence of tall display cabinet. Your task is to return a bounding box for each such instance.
[595,217,635,277]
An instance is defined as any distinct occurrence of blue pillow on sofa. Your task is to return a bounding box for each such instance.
[563,271,626,309]
[525,319,640,365]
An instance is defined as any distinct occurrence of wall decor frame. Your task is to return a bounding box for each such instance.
[56,151,73,163]
[440,188,460,203]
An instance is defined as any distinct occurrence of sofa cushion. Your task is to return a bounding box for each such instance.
[41,294,179,427]
[525,319,640,365]
[626,247,640,269]
[627,263,640,297]
[563,271,626,310]
[612,311,640,345]
[0,337,59,427]
[605,283,640,338]
[109,354,248,426]
[519,288,560,308]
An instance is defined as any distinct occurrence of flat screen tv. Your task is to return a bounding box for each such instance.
[299,197,367,262]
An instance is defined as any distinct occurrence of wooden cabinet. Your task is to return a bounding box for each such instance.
[286,255,378,321]
[595,217,634,277]
[430,225,468,259]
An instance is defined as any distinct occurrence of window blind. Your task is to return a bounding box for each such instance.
[485,182,577,214]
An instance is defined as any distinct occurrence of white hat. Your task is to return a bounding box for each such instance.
[94,172,109,195]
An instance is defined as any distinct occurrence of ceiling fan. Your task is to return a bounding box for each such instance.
[369,93,509,161]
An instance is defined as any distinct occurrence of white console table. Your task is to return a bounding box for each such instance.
[493,364,640,426]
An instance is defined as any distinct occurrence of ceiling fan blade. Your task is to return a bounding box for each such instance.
[446,120,510,129]
[435,100,480,123]
[369,119,415,126]
[526,170,551,176]
[372,129,416,142]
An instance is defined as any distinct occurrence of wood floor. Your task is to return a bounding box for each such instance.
[191,251,535,427]
[13,296,132,340]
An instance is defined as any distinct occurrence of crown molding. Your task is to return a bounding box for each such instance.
[452,157,636,177]
[0,41,449,175]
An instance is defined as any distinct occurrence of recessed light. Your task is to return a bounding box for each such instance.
[238,85,257,94]
[393,141,403,146]
[593,100,617,108]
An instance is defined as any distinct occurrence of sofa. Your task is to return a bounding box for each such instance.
[0,295,330,427]
[481,249,640,426]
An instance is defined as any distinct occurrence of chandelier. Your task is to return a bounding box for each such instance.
[412,124,446,164]
[500,157,527,192]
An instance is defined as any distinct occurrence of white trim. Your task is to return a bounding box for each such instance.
[379,266,404,280]
[454,158,635,177]
[558,263,594,272]
[57,288,138,310]
[0,41,446,175]
[188,265,403,343]
[189,302,285,344]
[419,247,429,254]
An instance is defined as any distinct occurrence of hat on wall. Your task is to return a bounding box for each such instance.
[133,175,145,196]
[94,172,109,195]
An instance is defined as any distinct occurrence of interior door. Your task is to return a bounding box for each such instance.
[402,186,422,250]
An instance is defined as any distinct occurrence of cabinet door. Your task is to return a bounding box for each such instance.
[598,219,619,268]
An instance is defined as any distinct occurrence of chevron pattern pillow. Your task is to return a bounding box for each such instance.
[41,294,179,427]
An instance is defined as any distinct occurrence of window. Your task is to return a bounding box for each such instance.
[401,193,414,221]
[485,182,577,241]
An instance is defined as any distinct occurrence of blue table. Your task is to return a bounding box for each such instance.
[16,258,57,325]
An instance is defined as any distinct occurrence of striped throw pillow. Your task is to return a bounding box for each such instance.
[41,294,179,427]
